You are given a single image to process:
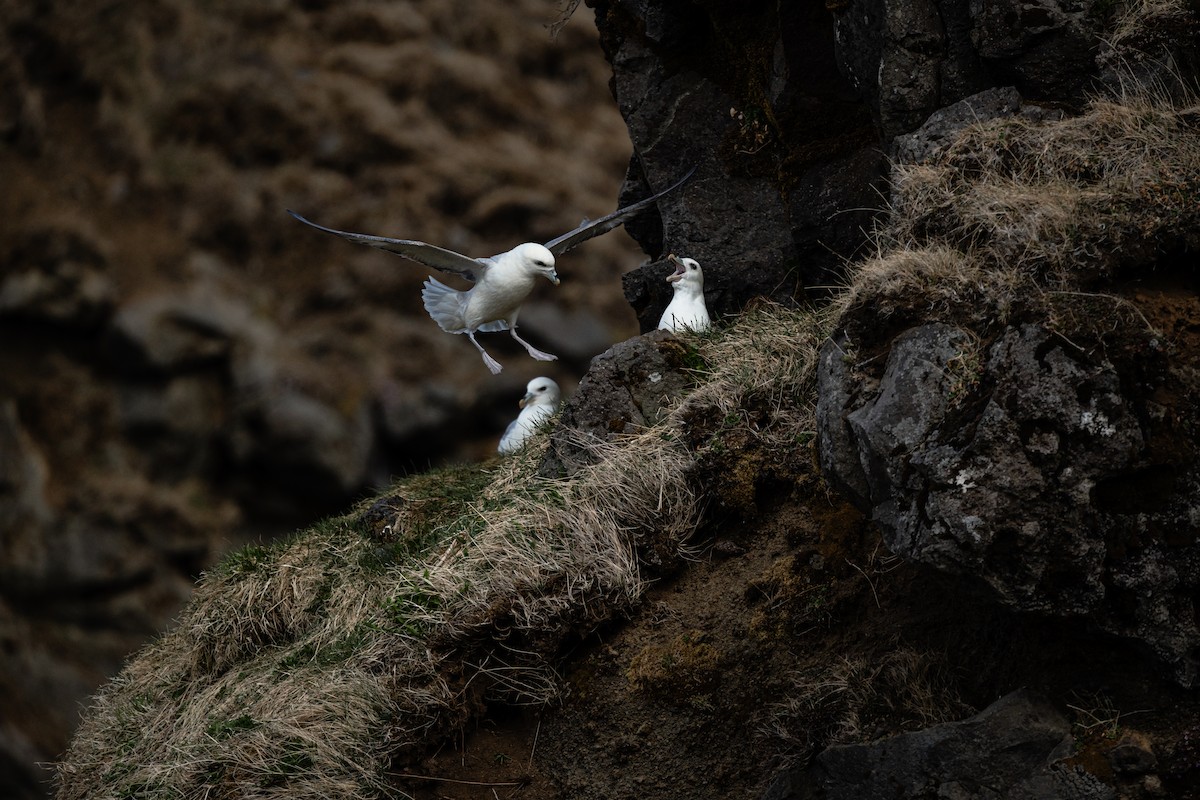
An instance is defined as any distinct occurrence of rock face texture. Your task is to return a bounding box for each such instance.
[766,691,1086,800]
[594,0,888,328]
[833,0,1102,140]
[541,330,692,477]
[818,319,1200,686]
[809,0,1200,691]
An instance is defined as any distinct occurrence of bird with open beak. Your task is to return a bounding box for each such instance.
[658,254,711,333]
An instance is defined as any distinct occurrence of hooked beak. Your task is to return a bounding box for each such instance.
[518,392,532,409]
[547,270,560,286]
[666,253,685,284]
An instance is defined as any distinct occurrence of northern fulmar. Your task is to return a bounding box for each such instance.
[657,254,710,333]
[498,376,562,454]
[289,167,695,374]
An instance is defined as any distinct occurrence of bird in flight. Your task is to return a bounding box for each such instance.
[289,167,695,374]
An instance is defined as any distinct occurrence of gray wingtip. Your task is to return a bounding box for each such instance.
[542,164,700,255]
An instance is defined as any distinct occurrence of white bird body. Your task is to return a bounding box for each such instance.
[420,244,559,375]
[498,377,562,454]
[289,167,695,374]
[657,254,710,333]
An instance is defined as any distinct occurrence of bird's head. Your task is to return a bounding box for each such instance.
[666,254,703,288]
[519,376,562,409]
[515,243,560,285]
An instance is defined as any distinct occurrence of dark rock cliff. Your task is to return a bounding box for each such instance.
[597,0,888,327]
[577,0,1200,797]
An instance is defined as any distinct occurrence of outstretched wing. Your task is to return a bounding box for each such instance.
[288,210,485,282]
[542,165,697,256]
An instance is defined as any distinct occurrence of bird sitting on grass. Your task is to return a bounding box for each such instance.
[289,167,695,374]
[498,376,562,454]
[657,254,710,333]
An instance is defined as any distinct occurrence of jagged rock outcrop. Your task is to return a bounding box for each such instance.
[814,43,1200,692]
[892,85,1065,164]
[540,329,693,477]
[817,316,1200,686]
[831,0,1102,141]
[811,0,1200,690]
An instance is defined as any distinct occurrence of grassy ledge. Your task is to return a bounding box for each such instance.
[55,303,830,800]
[836,85,1200,351]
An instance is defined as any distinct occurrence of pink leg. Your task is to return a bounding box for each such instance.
[510,328,557,362]
[467,332,504,374]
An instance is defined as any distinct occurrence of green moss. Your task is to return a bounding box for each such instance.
[205,714,259,740]
[215,543,272,578]
[277,623,376,672]
[263,739,315,786]
[384,582,444,638]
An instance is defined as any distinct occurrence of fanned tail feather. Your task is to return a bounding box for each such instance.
[421,277,468,333]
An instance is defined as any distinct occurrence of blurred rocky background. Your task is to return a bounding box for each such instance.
[0,1,646,795]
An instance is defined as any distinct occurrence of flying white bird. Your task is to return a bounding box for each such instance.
[289,167,695,374]
[657,254,710,332]
[498,376,562,454]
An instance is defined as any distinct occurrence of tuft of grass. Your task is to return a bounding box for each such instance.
[834,84,1199,352]
[762,647,969,766]
[1106,0,1197,51]
[677,301,832,460]
[889,88,1200,284]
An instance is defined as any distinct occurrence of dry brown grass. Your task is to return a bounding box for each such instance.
[57,444,675,798]
[762,646,969,765]
[678,301,832,458]
[835,85,1200,344]
[56,302,829,800]
[1107,0,1197,51]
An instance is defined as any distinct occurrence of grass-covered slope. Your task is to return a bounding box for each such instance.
[55,304,828,800]
[56,82,1200,800]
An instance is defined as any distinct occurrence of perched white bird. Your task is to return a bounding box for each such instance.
[289,167,695,374]
[498,377,562,454]
[657,254,710,332]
